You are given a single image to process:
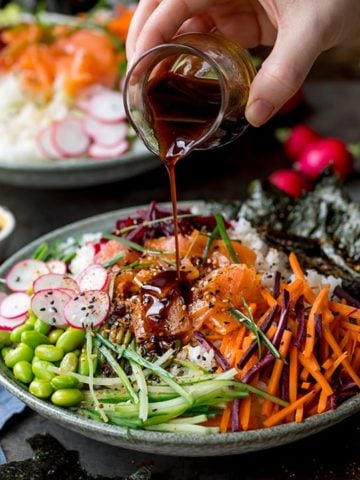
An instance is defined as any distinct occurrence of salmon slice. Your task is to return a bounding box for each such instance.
[95,240,140,266]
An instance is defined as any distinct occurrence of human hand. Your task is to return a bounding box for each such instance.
[126,0,360,127]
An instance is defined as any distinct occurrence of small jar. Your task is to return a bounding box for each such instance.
[124,33,256,157]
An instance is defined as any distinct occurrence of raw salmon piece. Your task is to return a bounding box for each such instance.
[95,239,140,266]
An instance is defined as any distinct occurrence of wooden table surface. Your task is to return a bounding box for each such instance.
[0,79,359,479]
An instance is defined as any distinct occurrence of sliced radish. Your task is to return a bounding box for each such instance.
[88,91,126,124]
[0,313,27,331]
[64,290,110,328]
[74,85,106,111]
[52,116,91,158]
[33,273,79,294]
[0,292,7,305]
[37,124,62,160]
[89,140,129,160]
[0,292,31,319]
[78,264,108,292]
[6,259,49,292]
[31,289,72,327]
[47,260,67,275]
[83,116,128,147]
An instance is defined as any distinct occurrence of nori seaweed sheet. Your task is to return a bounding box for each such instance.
[0,434,151,480]
[237,171,360,297]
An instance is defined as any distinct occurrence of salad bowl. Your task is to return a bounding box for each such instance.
[0,203,359,457]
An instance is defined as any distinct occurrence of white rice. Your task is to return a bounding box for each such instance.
[0,74,71,163]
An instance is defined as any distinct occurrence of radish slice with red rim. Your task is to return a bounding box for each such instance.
[0,292,31,319]
[33,273,79,293]
[0,313,27,331]
[83,117,128,147]
[0,292,6,305]
[88,91,126,123]
[31,289,72,327]
[64,290,110,328]
[89,140,129,160]
[47,260,67,275]
[52,116,91,158]
[37,124,62,160]
[78,264,108,292]
[6,259,49,292]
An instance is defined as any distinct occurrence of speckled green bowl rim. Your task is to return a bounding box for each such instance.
[0,203,359,457]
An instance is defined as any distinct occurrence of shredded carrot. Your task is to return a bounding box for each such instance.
[329,302,360,321]
[323,324,360,387]
[303,286,329,358]
[261,330,292,417]
[263,390,317,427]
[220,403,232,433]
[301,382,311,390]
[289,346,298,403]
[239,396,252,431]
[295,405,304,423]
[298,353,333,396]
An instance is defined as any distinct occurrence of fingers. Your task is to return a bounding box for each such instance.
[126,0,160,62]
[245,26,322,127]
[128,0,212,64]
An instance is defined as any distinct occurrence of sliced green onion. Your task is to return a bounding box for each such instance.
[102,252,125,268]
[86,328,108,422]
[229,308,281,360]
[95,333,193,405]
[32,243,49,261]
[202,225,219,263]
[168,414,208,425]
[128,344,148,421]
[214,214,240,264]
[144,423,219,434]
[102,233,166,255]
[98,344,139,404]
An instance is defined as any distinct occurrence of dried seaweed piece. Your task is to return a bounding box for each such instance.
[238,171,360,297]
[0,434,151,480]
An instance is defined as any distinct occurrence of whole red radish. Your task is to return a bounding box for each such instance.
[269,169,311,198]
[297,138,354,180]
[284,124,321,161]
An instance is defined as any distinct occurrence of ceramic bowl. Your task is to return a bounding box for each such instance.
[0,140,158,189]
[0,204,359,456]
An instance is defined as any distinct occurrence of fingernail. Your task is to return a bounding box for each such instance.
[246,99,274,127]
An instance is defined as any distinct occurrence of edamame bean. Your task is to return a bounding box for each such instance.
[35,345,64,362]
[51,375,79,390]
[56,328,85,353]
[34,319,51,335]
[13,360,33,384]
[48,329,64,345]
[21,331,49,349]
[10,324,33,344]
[59,352,78,374]
[5,343,34,368]
[0,331,11,348]
[32,357,56,381]
[51,388,83,407]
[29,378,53,399]
[25,314,36,327]
[1,347,10,360]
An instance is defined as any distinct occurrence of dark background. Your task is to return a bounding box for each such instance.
[0,2,360,479]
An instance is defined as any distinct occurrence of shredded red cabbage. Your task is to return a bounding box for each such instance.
[114,201,219,245]
[193,331,230,372]
[334,286,360,309]
[231,399,240,432]
[293,296,306,350]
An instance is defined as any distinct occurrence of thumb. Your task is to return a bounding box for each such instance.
[245,27,321,127]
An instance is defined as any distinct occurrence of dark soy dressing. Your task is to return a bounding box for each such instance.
[146,71,222,276]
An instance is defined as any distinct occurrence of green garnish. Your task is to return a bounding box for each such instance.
[229,306,281,361]
[202,225,219,263]
[102,233,167,255]
[102,252,125,268]
[214,213,240,264]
